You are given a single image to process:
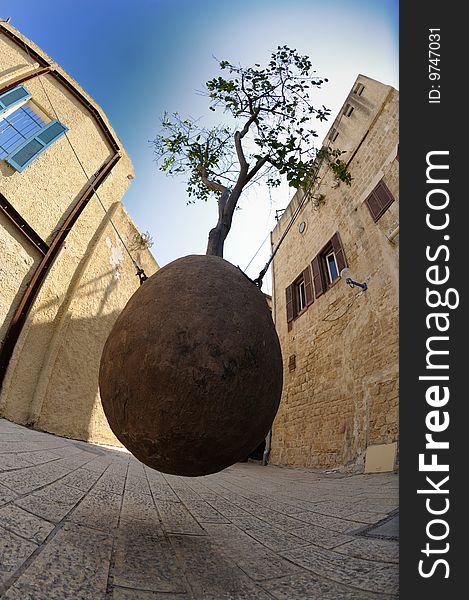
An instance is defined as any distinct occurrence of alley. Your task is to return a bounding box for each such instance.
[0,419,398,599]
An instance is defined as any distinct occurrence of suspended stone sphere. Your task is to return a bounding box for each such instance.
[99,255,283,476]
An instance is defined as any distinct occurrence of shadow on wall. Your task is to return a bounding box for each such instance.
[0,200,150,446]
[27,309,124,446]
[0,213,41,345]
[1,267,142,446]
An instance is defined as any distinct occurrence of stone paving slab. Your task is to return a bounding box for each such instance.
[2,523,113,599]
[0,528,37,586]
[0,418,399,599]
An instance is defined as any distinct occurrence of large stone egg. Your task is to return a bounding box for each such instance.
[99,254,283,476]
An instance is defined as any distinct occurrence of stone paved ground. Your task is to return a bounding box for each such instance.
[0,418,398,599]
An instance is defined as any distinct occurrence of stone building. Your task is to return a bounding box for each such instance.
[0,22,158,446]
[269,75,399,471]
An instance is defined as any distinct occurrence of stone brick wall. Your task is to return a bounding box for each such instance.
[270,75,399,470]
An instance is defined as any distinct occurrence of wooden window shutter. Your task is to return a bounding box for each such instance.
[365,189,382,221]
[6,120,68,172]
[330,232,347,273]
[303,265,314,306]
[303,266,314,306]
[374,180,394,213]
[285,284,294,322]
[0,85,31,112]
[292,273,303,315]
[311,255,326,298]
[365,180,395,222]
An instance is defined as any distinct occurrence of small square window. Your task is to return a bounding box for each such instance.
[329,128,339,142]
[353,83,365,96]
[343,103,354,117]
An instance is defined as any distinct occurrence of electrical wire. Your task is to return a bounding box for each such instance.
[22,36,346,291]
[21,42,147,280]
[252,126,344,288]
[243,229,271,271]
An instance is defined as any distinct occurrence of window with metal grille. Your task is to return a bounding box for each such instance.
[0,85,68,171]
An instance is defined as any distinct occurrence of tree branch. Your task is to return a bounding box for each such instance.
[246,155,270,183]
[234,106,261,176]
[197,165,227,193]
[239,106,261,138]
[234,131,248,174]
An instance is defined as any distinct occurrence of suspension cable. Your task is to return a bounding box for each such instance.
[252,112,348,289]
[252,152,326,287]
[21,41,148,283]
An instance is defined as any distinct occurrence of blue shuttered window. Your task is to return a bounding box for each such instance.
[5,120,68,172]
[0,105,46,158]
[0,85,31,113]
[0,85,68,172]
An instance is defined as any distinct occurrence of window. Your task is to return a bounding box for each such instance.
[364,180,395,222]
[353,83,365,96]
[325,250,339,283]
[297,279,306,311]
[285,232,347,323]
[0,85,68,172]
[0,105,46,159]
[329,128,339,142]
[311,232,347,298]
[285,266,314,323]
[343,103,354,117]
[0,85,31,114]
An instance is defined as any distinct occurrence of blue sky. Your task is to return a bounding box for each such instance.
[2,0,398,292]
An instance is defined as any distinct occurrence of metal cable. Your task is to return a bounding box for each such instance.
[20,42,147,281]
[252,112,347,288]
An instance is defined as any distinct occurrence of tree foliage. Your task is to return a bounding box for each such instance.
[152,45,351,257]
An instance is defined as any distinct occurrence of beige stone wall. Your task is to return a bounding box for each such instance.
[0,24,158,445]
[270,76,399,470]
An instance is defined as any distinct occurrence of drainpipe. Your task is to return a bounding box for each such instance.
[262,230,277,466]
[388,225,399,243]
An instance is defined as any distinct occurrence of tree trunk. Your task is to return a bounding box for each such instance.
[206,222,230,257]
[205,187,240,257]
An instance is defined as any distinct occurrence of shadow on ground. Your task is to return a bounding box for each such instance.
[0,418,398,599]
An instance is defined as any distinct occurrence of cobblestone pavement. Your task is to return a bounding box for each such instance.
[0,418,398,599]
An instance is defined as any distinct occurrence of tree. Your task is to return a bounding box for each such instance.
[152,45,351,258]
